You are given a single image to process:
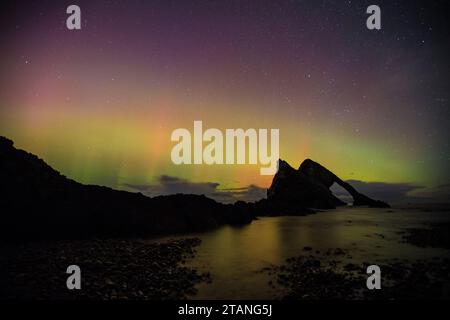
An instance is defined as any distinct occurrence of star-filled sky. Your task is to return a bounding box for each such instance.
[1,0,449,203]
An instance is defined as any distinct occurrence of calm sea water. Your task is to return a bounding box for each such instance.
[154,207,450,299]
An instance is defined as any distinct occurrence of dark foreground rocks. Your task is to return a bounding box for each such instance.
[263,249,450,299]
[0,238,210,300]
[401,223,450,249]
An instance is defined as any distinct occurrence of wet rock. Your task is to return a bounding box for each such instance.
[261,248,450,300]
[402,223,450,249]
[0,238,210,300]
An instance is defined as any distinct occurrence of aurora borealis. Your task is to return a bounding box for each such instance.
[1,0,449,203]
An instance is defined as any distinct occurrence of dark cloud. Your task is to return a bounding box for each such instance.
[123,176,266,204]
[408,184,450,203]
[125,176,449,205]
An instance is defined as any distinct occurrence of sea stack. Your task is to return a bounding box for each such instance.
[267,159,390,209]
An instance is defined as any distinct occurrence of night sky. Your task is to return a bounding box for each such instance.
[1,0,449,203]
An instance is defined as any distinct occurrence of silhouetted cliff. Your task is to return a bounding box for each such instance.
[0,136,389,240]
[0,136,253,240]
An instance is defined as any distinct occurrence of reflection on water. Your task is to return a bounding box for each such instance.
[157,207,450,299]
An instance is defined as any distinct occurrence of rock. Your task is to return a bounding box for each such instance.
[402,223,450,249]
[267,159,390,210]
[0,136,254,241]
[263,250,450,299]
[1,238,210,300]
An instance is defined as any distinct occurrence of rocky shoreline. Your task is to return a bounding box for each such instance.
[262,247,450,299]
[3,225,450,300]
[0,238,210,300]
[401,223,450,250]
